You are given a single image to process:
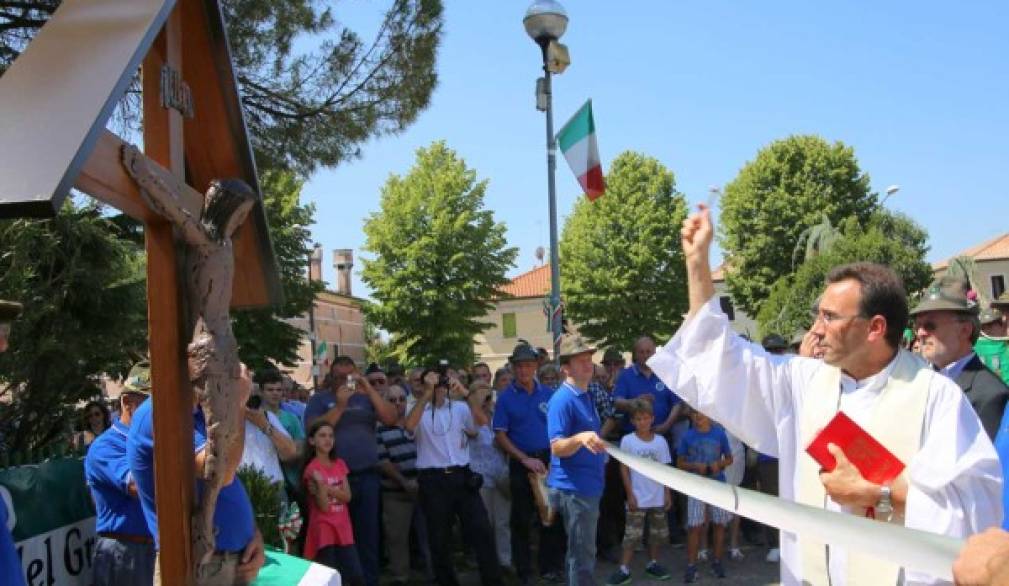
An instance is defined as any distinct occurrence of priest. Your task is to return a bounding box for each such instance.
[648,204,1002,585]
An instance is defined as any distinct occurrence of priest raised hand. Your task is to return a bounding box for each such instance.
[647,203,1002,586]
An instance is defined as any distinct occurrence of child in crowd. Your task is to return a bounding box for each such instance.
[677,408,734,582]
[303,419,364,586]
[607,399,672,585]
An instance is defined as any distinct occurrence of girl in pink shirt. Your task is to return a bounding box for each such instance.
[303,420,363,585]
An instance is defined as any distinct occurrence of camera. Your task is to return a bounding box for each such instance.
[437,359,450,388]
[246,395,262,410]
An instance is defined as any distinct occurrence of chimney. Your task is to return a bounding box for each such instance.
[308,243,323,282]
[333,249,354,296]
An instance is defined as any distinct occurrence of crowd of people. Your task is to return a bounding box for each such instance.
[4,202,1009,586]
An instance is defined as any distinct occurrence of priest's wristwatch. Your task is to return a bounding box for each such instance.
[875,484,893,521]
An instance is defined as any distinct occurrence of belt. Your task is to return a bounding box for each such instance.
[98,532,154,545]
[418,465,469,475]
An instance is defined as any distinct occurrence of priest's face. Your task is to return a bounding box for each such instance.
[811,279,872,369]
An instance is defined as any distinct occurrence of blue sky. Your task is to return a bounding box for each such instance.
[303,1,1009,298]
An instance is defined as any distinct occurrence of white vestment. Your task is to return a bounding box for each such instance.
[648,297,1003,586]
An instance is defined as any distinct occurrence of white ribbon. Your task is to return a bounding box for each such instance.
[606,444,962,581]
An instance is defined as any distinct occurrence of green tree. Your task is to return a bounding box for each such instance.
[559,151,689,349]
[233,170,323,370]
[361,141,517,366]
[719,135,877,317]
[0,201,148,452]
[756,211,932,338]
[1,0,444,176]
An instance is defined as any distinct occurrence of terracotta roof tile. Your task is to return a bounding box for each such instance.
[933,233,1009,270]
[499,264,551,298]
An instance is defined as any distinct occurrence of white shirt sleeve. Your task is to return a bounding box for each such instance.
[649,296,818,457]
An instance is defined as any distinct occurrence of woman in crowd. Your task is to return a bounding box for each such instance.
[468,381,512,571]
[74,400,110,450]
[493,367,513,395]
[303,419,364,585]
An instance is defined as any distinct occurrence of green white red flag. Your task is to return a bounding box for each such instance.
[556,99,605,200]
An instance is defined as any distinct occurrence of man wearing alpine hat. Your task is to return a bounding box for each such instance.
[85,361,156,585]
[911,277,1009,440]
[547,334,607,585]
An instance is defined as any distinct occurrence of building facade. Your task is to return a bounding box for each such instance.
[933,233,1009,303]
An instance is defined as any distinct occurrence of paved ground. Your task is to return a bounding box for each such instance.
[382,543,781,585]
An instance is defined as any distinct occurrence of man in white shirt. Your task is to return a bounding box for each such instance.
[240,390,297,501]
[648,204,1002,586]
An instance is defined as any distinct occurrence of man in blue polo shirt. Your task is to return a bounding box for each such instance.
[85,361,156,585]
[613,336,682,436]
[128,361,264,585]
[548,335,608,586]
[0,300,25,586]
[493,343,566,584]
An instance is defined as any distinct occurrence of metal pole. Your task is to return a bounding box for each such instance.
[307,253,318,391]
[542,46,563,364]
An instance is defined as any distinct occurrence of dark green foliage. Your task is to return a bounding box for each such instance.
[559,151,689,348]
[237,465,283,548]
[361,141,517,366]
[757,211,932,339]
[0,201,147,452]
[719,135,877,317]
[233,170,322,370]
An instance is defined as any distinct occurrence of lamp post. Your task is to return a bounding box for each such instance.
[524,0,569,363]
[881,184,900,205]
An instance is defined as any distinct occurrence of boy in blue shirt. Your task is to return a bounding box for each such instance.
[676,409,733,582]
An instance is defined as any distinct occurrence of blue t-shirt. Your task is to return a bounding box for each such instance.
[304,390,378,472]
[0,501,24,586]
[994,406,1009,530]
[547,382,605,497]
[676,425,732,482]
[127,399,255,552]
[492,381,553,454]
[85,419,151,536]
[614,365,681,432]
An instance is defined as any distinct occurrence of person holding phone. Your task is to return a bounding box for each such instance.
[304,356,397,586]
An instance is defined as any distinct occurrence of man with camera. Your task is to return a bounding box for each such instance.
[405,365,503,586]
[304,356,397,586]
[240,370,299,508]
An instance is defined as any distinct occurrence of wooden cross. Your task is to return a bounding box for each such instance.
[0,1,281,584]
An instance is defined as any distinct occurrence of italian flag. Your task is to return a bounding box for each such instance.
[254,549,341,585]
[556,99,605,201]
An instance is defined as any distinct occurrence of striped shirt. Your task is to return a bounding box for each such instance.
[376,424,418,491]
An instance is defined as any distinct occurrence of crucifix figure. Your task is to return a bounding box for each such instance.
[122,144,254,566]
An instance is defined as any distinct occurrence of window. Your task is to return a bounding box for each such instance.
[502,313,517,338]
[719,296,736,321]
[992,275,1006,301]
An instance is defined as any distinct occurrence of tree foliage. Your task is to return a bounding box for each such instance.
[756,211,933,338]
[0,201,148,452]
[719,135,877,317]
[559,151,689,349]
[1,0,444,177]
[361,141,517,366]
[233,170,322,370]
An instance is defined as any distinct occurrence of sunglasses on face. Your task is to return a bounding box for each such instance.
[388,396,406,404]
[368,378,387,385]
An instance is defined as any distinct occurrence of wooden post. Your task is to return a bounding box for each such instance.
[143,6,195,585]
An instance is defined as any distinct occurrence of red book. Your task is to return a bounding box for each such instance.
[806,411,905,485]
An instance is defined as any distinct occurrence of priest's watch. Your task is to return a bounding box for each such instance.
[875,484,893,521]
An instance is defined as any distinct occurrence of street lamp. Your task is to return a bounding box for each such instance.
[525,0,570,364]
[881,184,900,205]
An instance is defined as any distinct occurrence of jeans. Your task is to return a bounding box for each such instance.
[510,457,566,578]
[348,468,381,586]
[419,468,503,586]
[550,489,600,586]
[93,537,155,586]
